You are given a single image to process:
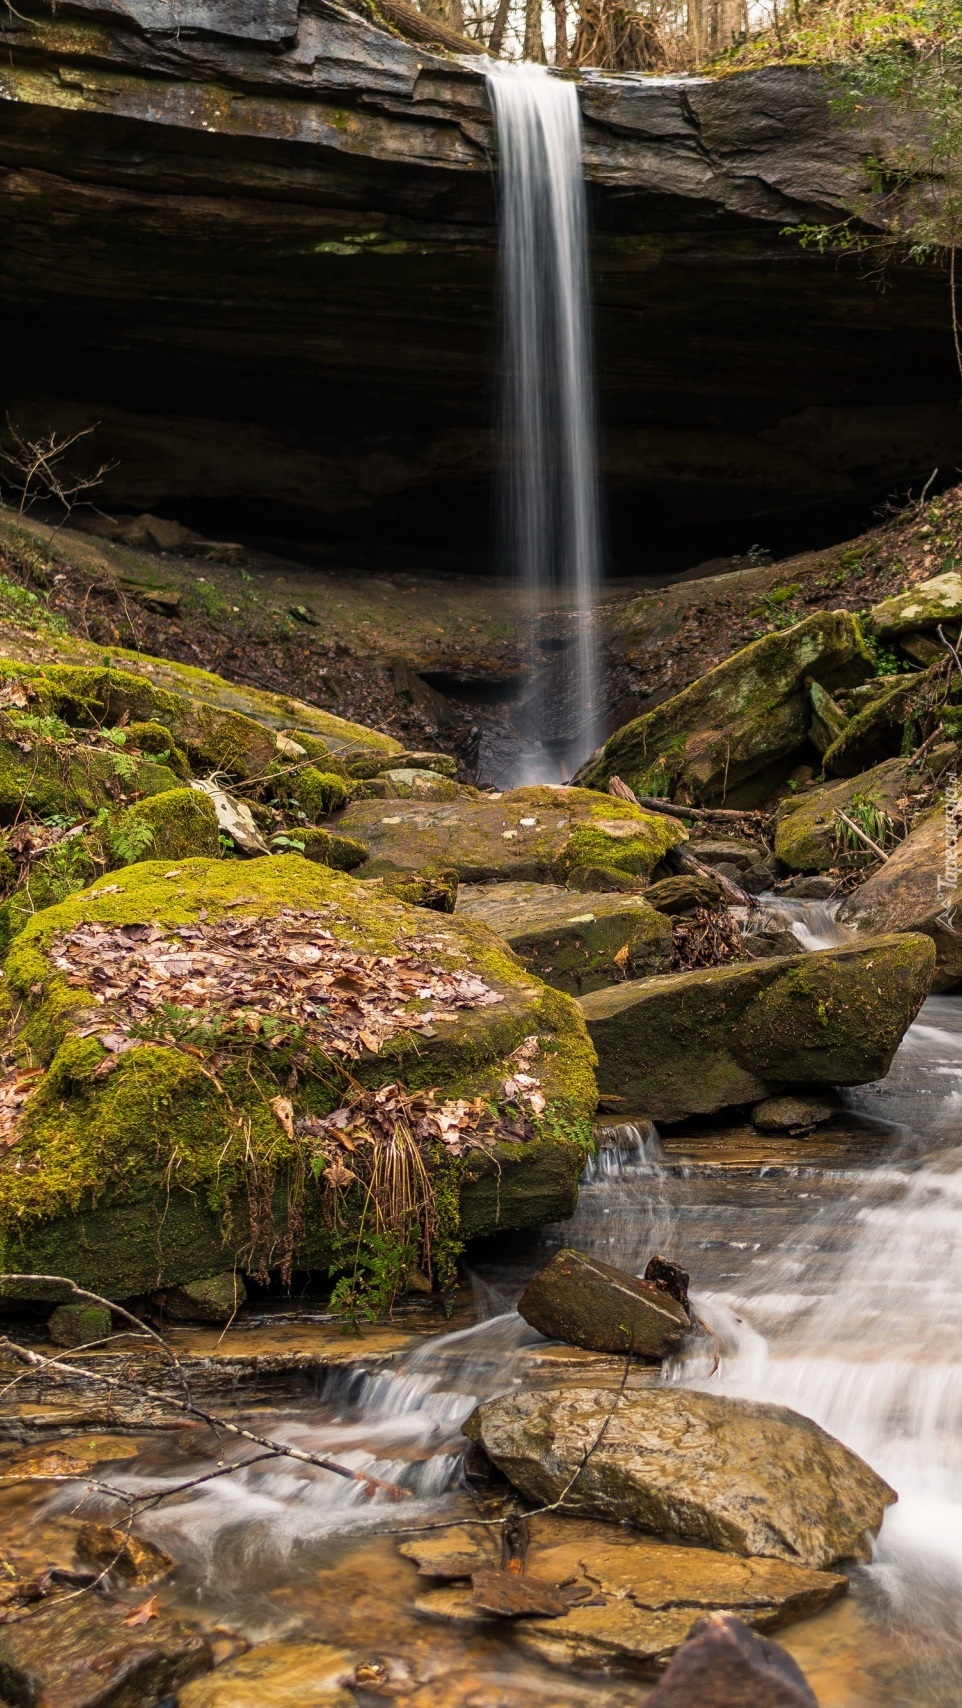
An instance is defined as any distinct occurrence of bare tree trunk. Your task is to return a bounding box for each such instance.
[488,0,512,52]
[525,0,547,60]
[420,0,466,32]
[554,0,569,63]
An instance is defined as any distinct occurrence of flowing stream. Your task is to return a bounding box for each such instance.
[43,901,962,1704]
[486,64,602,783]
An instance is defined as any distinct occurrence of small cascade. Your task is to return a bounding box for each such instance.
[486,64,602,783]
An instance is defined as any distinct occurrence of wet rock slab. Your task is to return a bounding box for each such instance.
[456,881,672,995]
[517,1248,690,1357]
[176,1639,355,1708]
[403,1517,846,1672]
[0,1592,211,1708]
[464,1386,895,1569]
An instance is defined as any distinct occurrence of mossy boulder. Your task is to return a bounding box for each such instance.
[0,855,597,1298]
[108,787,220,864]
[839,806,962,989]
[869,572,962,638]
[579,935,934,1122]
[272,766,351,819]
[298,826,369,871]
[456,882,673,995]
[358,769,477,802]
[576,612,873,806]
[335,787,686,886]
[774,758,915,872]
[822,666,940,777]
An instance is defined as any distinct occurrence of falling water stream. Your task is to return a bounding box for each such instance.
[30,903,962,1704]
[486,65,602,783]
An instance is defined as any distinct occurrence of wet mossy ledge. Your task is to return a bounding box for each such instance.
[0,856,596,1301]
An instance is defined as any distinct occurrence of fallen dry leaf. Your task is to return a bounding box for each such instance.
[270,1095,295,1138]
[122,1596,159,1627]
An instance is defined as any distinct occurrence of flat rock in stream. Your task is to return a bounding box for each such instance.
[579,934,935,1122]
[177,1640,356,1708]
[463,1387,895,1569]
[0,1592,211,1708]
[404,1519,845,1671]
[517,1247,690,1357]
[456,882,672,995]
[334,786,685,887]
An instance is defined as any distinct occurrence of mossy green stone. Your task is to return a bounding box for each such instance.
[0,855,596,1298]
[579,935,935,1122]
[336,788,685,885]
[869,572,962,638]
[111,786,220,863]
[576,611,873,806]
[456,882,673,995]
[774,758,914,871]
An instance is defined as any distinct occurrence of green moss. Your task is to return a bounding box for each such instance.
[125,720,190,779]
[298,826,369,871]
[274,766,350,819]
[108,787,220,865]
[0,855,596,1296]
[578,611,873,805]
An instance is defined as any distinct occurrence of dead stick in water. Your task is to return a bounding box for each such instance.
[0,1273,412,1501]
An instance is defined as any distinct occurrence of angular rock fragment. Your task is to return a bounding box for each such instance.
[869,571,962,638]
[161,1271,247,1324]
[751,1094,839,1133]
[464,1385,895,1568]
[579,934,934,1122]
[774,757,915,872]
[517,1248,690,1357]
[456,881,672,994]
[75,1522,173,1587]
[643,873,723,913]
[48,1303,112,1348]
[645,1611,817,1707]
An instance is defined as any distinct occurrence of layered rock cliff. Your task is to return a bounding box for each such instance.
[1,0,959,571]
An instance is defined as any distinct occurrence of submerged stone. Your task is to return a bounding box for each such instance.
[579,935,934,1122]
[517,1247,690,1357]
[0,1593,211,1708]
[645,1612,818,1707]
[75,1522,174,1587]
[176,1640,356,1708]
[464,1385,895,1568]
[456,881,672,995]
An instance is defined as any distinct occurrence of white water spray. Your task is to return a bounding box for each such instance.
[486,64,601,781]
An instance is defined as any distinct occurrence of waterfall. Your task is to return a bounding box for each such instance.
[486,64,602,783]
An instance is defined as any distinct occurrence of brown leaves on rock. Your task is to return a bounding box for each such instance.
[47,908,504,1068]
[300,1078,536,1166]
[0,1066,43,1158]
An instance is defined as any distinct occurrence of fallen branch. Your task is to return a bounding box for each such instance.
[0,1274,410,1502]
[607,776,769,832]
[607,775,757,910]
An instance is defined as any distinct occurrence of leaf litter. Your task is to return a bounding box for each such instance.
[46,907,505,1069]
